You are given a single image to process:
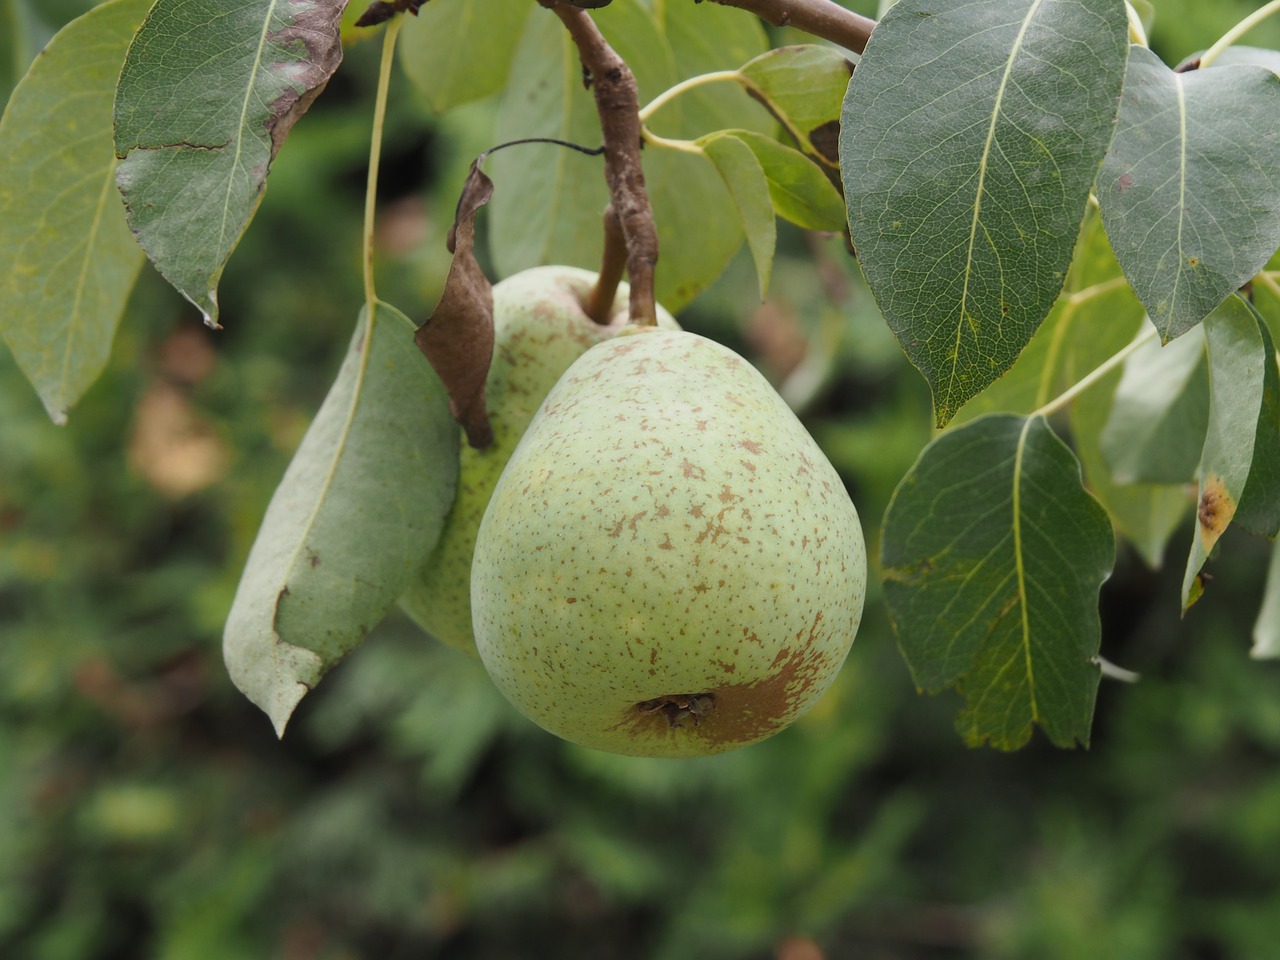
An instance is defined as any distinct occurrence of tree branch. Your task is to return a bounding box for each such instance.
[543,1,659,325]
[705,0,876,55]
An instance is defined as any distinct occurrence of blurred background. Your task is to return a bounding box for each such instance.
[3,1,1280,957]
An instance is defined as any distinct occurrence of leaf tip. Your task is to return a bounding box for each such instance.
[42,401,69,427]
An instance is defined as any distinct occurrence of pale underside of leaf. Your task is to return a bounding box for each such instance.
[1100,322,1208,485]
[0,0,150,422]
[223,303,459,736]
[1180,296,1267,610]
[1253,540,1280,659]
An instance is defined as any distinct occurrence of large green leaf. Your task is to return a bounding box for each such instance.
[841,0,1129,426]
[398,0,530,114]
[114,0,345,327]
[1100,324,1208,485]
[1181,296,1268,610]
[881,414,1114,750]
[488,1,741,312]
[1254,540,1280,659]
[1098,46,1280,342]
[0,0,150,423]
[223,303,459,736]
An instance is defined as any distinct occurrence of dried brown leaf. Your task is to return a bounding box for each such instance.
[416,162,495,448]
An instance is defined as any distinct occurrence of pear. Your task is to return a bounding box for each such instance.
[471,328,866,757]
[399,266,678,655]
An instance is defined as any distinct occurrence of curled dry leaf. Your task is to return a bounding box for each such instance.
[416,161,496,448]
[355,0,429,28]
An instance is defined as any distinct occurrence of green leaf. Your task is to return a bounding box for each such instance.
[1072,380,1190,570]
[881,414,1114,750]
[0,0,150,423]
[946,213,1188,566]
[1181,296,1269,609]
[725,129,847,232]
[488,12,609,289]
[0,0,21,102]
[740,44,854,169]
[1257,246,1280,345]
[1098,46,1280,342]
[1253,540,1280,659]
[113,0,346,327]
[641,146,743,310]
[952,211,1144,424]
[699,133,775,300]
[1235,304,1280,538]
[398,0,531,114]
[657,0,769,138]
[223,302,460,736]
[841,0,1129,426]
[489,0,741,312]
[1100,324,1208,484]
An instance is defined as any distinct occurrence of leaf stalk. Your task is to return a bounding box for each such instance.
[1030,325,1158,420]
[1201,0,1280,68]
[362,17,404,311]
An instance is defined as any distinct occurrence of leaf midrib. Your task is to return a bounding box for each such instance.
[948,0,1048,409]
[1012,415,1040,725]
[220,0,279,277]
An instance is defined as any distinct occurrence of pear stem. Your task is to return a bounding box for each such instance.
[545,1,659,326]
[585,205,627,324]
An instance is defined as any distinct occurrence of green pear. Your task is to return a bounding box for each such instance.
[399,266,678,655]
[471,328,866,757]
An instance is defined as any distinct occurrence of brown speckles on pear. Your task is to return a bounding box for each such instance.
[470,329,866,757]
[1197,473,1237,553]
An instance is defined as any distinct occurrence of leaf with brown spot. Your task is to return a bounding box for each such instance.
[1181,296,1270,610]
[114,0,346,327]
[416,160,495,448]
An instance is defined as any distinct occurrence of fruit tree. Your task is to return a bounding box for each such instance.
[3,0,1280,758]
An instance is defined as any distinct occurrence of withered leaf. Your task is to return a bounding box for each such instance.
[355,0,429,28]
[417,161,495,448]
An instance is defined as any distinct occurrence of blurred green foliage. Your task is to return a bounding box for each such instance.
[2,2,1280,958]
